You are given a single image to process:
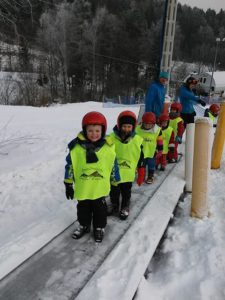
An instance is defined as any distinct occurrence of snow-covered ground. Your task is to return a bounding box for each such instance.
[0,102,139,280]
[136,161,225,299]
[0,102,225,299]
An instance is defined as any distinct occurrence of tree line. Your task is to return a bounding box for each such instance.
[0,0,225,105]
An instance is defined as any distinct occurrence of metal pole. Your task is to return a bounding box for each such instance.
[208,38,220,96]
[160,0,178,80]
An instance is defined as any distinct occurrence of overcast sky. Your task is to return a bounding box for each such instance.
[178,0,225,12]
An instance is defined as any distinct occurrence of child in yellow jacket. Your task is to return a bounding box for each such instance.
[136,112,163,184]
[109,110,143,220]
[64,111,119,242]
[157,113,175,171]
[168,102,184,163]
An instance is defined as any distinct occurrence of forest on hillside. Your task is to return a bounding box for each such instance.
[1,0,225,104]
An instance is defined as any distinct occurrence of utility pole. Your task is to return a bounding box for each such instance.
[208,37,225,96]
[160,0,178,82]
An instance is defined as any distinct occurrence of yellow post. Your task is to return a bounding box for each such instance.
[191,118,212,218]
[211,102,225,169]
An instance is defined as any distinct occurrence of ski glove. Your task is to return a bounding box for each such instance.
[198,99,206,107]
[137,167,145,186]
[64,182,74,200]
[175,136,182,144]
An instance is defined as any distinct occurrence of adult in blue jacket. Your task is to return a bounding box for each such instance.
[145,71,169,118]
[179,77,206,127]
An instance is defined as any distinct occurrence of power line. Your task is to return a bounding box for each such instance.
[0,30,154,68]
[89,52,149,67]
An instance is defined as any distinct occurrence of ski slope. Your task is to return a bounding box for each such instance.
[0,102,225,300]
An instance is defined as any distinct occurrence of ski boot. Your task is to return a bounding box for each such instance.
[145,175,154,184]
[94,228,105,243]
[119,207,129,220]
[167,158,177,163]
[72,225,90,239]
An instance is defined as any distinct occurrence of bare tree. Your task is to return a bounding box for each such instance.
[83,7,108,99]
[0,0,34,38]
[0,79,17,104]
[171,61,189,82]
[16,73,39,105]
[38,2,76,103]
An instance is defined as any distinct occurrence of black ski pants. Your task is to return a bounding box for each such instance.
[110,182,132,209]
[181,111,196,128]
[77,197,107,229]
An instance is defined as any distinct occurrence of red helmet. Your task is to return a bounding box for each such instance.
[159,113,169,123]
[170,102,182,113]
[209,103,220,114]
[82,111,107,134]
[117,110,137,129]
[142,112,156,124]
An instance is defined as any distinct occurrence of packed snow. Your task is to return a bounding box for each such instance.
[0,102,225,300]
[0,102,139,280]
[136,159,225,299]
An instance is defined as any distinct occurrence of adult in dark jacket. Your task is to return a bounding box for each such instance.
[145,71,169,118]
[179,77,206,127]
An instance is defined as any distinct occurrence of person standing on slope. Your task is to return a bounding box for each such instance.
[64,111,119,243]
[145,71,169,120]
[179,77,206,127]
[109,111,144,220]
[136,112,163,183]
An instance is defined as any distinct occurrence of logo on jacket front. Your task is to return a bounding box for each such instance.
[118,160,131,169]
[144,138,152,142]
[80,168,104,180]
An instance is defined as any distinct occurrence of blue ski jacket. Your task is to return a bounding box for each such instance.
[179,85,201,114]
[145,80,166,117]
